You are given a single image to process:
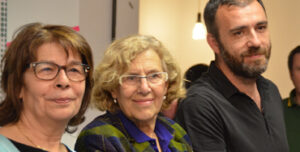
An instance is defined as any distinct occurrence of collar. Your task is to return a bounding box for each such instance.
[287,89,297,108]
[206,61,239,99]
[206,61,267,99]
[117,112,173,146]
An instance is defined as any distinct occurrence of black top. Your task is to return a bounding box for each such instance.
[10,139,72,152]
[175,61,289,152]
[10,139,47,152]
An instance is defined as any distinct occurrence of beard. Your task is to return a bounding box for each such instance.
[218,40,271,79]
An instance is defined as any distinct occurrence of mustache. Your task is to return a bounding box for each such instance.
[241,47,268,57]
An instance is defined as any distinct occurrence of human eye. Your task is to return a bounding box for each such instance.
[232,30,243,37]
[36,63,56,74]
[147,72,163,83]
[121,75,139,85]
[256,24,267,32]
[125,75,138,81]
[67,65,84,74]
[149,73,162,79]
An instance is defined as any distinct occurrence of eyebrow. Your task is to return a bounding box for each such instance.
[125,69,162,75]
[229,25,247,33]
[256,21,268,26]
[229,21,268,33]
[36,60,82,65]
[69,61,83,65]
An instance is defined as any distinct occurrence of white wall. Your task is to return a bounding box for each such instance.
[79,0,112,66]
[7,0,79,40]
[263,0,300,98]
[139,0,213,76]
[115,0,139,39]
[139,0,300,98]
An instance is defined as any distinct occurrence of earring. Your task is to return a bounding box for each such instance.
[113,98,117,104]
[163,96,166,100]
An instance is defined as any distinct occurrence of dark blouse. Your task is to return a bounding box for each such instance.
[10,139,72,152]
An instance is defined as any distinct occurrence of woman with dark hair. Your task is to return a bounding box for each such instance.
[0,22,94,152]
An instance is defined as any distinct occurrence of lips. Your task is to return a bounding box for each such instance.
[49,97,75,104]
[133,98,154,104]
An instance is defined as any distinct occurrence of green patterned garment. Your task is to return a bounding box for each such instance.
[75,112,193,152]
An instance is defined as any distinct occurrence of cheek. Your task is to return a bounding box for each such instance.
[116,86,136,102]
[292,73,300,84]
[155,83,168,97]
[77,83,87,99]
[24,84,49,99]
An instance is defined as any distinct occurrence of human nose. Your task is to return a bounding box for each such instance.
[55,69,70,89]
[247,30,261,48]
[137,77,151,94]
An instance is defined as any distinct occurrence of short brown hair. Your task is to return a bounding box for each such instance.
[0,23,94,131]
[204,0,266,39]
[92,35,185,113]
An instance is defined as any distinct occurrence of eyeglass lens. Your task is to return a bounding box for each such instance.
[32,62,88,81]
[120,72,167,86]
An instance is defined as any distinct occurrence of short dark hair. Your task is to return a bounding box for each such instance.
[288,45,300,72]
[184,63,209,89]
[0,23,94,132]
[204,0,266,39]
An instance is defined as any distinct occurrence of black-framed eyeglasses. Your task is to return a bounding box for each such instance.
[119,72,168,86]
[30,61,90,82]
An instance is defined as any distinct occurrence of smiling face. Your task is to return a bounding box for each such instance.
[19,42,86,124]
[213,1,271,78]
[111,49,168,124]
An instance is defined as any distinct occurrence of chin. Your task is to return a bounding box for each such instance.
[134,112,158,122]
[50,109,78,122]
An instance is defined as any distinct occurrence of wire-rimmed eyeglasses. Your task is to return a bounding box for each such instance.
[30,61,90,82]
[119,72,168,86]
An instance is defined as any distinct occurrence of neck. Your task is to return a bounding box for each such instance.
[133,117,162,152]
[132,117,157,138]
[218,62,262,111]
[15,112,68,152]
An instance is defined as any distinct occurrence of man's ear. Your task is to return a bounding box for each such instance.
[207,33,221,54]
[289,71,293,81]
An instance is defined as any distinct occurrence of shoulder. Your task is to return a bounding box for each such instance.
[78,112,126,138]
[158,117,193,151]
[158,116,184,131]
[179,79,224,113]
[158,116,190,140]
[258,76,280,91]
[0,135,20,152]
[75,113,131,152]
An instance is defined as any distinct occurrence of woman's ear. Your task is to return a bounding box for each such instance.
[164,82,169,95]
[110,89,117,99]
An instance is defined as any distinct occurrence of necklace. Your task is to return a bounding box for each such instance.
[16,124,49,151]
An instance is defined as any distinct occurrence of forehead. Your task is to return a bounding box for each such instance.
[215,1,267,31]
[128,49,163,72]
[35,42,81,61]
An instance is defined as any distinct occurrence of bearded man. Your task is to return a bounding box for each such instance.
[175,0,289,152]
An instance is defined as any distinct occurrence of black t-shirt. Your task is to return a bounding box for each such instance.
[175,61,289,152]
